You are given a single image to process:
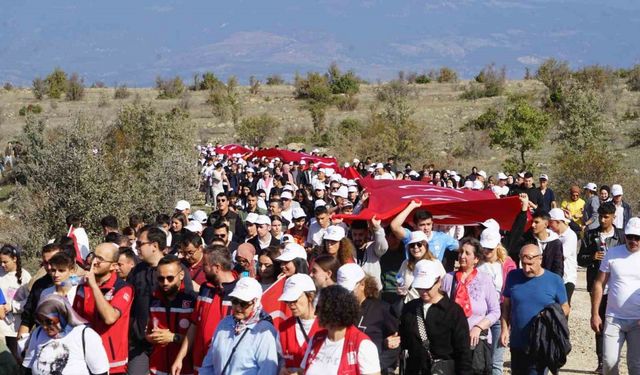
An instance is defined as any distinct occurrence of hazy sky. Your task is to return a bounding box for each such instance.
[2,0,639,85]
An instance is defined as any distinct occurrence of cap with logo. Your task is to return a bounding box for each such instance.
[323,225,346,242]
[625,217,640,236]
[229,277,263,302]
[611,184,624,197]
[412,260,446,289]
[337,263,365,291]
[583,182,597,192]
[175,200,191,211]
[276,243,308,262]
[480,229,501,249]
[278,274,316,302]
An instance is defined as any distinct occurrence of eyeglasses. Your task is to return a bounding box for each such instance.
[136,240,152,248]
[92,254,113,265]
[408,242,424,249]
[520,254,542,261]
[230,298,255,309]
[180,249,199,257]
[157,274,179,283]
[482,247,495,252]
[235,257,249,265]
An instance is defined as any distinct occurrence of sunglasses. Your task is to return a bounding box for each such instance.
[230,298,255,309]
[38,316,60,327]
[157,274,179,283]
[626,235,640,242]
[520,254,541,261]
[235,257,249,265]
[408,242,424,249]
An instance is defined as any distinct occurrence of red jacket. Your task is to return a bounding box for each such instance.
[190,280,237,369]
[73,272,133,374]
[279,316,320,368]
[147,289,197,375]
[305,325,371,375]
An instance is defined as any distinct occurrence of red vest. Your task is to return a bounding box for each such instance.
[304,325,370,375]
[191,281,236,369]
[73,272,133,374]
[148,290,196,375]
[279,316,320,368]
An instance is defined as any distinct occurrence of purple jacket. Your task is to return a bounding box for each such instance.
[441,270,501,343]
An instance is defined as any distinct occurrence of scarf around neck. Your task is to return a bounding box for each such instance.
[454,268,478,318]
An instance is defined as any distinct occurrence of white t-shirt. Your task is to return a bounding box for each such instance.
[40,285,78,306]
[22,325,109,375]
[0,269,32,336]
[295,318,316,346]
[477,262,504,293]
[302,336,380,375]
[558,228,578,284]
[307,222,329,247]
[600,245,640,319]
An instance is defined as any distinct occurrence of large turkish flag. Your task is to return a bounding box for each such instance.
[261,277,291,330]
[337,178,522,230]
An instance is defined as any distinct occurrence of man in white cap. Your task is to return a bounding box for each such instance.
[248,215,279,252]
[399,259,472,374]
[591,217,640,375]
[548,208,578,304]
[199,277,279,375]
[583,182,600,231]
[493,173,510,197]
[610,184,632,230]
[374,163,393,180]
[538,174,556,212]
[287,208,309,246]
[306,206,332,248]
[175,200,191,217]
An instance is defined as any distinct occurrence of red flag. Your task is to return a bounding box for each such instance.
[335,178,522,230]
[338,166,362,180]
[67,226,90,265]
[214,144,252,156]
[248,149,339,169]
[261,277,291,330]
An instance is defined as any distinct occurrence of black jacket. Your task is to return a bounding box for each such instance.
[529,303,571,374]
[505,211,564,276]
[400,295,472,375]
[357,298,399,369]
[127,262,194,356]
[20,274,53,330]
[578,227,626,292]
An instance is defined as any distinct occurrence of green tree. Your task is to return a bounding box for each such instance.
[235,114,280,146]
[45,67,68,99]
[555,84,606,149]
[489,98,550,171]
[32,78,47,100]
[200,72,223,91]
[326,62,359,95]
[535,59,571,106]
[156,76,185,99]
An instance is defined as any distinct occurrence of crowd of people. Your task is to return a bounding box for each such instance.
[0,145,638,375]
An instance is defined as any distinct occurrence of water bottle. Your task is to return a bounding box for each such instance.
[396,273,405,288]
[599,236,608,253]
[241,271,250,278]
[67,275,83,286]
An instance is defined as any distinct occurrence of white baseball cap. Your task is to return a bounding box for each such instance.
[611,184,623,197]
[549,208,570,223]
[281,234,295,244]
[625,217,640,236]
[292,207,307,220]
[281,191,293,200]
[480,229,501,249]
[497,172,508,180]
[412,260,446,289]
[337,263,365,292]
[583,182,597,192]
[332,186,349,199]
[192,210,208,224]
[539,174,549,181]
[229,277,263,302]
[406,231,428,246]
[185,221,203,233]
[314,200,327,208]
[245,213,259,224]
[283,185,295,192]
[276,243,307,262]
[463,180,473,189]
[330,174,341,182]
[313,181,325,191]
[279,274,316,302]
[175,200,190,211]
[472,180,484,190]
[347,186,358,193]
[375,163,384,169]
[323,225,346,242]
[479,218,500,232]
[347,180,357,187]
[245,167,255,173]
[478,170,487,179]
[256,215,271,226]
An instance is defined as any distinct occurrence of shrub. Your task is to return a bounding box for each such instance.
[415,74,431,84]
[326,63,360,95]
[555,83,606,149]
[335,94,358,111]
[627,65,640,92]
[572,65,615,92]
[32,78,47,100]
[436,67,458,83]
[206,77,242,123]
[266,74,285,85]
[463,107,501,131]
[91,81,106,88]
[178,92,191,111]
[98,93,110,108]
[199,72,223,91]
[114,84,130,99]
[294,72,333,103]
[376,79,411,103]
[19,104,43,116]
[462,64,506,100]
[45,67,68,99]
[535,59,571,106]
[10,105,197,254]
[235,113,280,146]
[156,76,185,99]
[3,82,13,91]
[66,73,85,101]
[249,76,261,95]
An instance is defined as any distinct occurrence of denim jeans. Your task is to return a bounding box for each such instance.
[490,321,505,375]
[603,316,640,375]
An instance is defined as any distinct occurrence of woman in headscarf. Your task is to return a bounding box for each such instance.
[234,243,257,278]
[199,277,279,375]
[21,294,109,375]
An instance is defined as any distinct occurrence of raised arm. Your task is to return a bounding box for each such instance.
[390,200,422,241]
